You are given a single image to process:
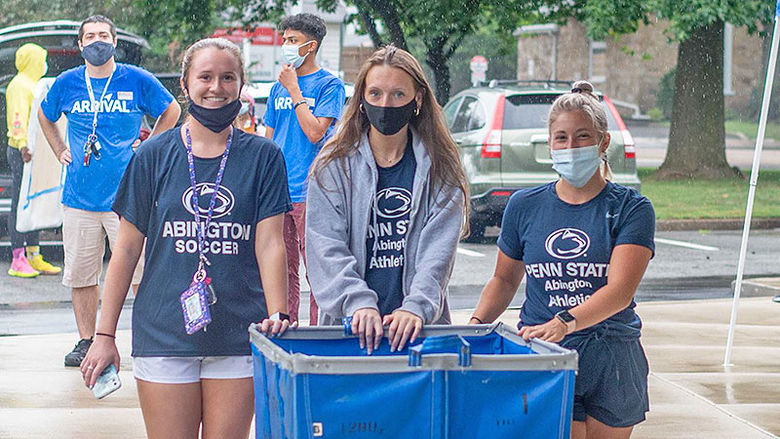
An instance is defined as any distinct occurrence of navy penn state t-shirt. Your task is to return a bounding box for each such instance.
[498,181,655,338]
[365,135,416,316]
[113,127,291,357]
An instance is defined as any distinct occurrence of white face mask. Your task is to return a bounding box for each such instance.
[551,145,602,188]
[281,41,314,69]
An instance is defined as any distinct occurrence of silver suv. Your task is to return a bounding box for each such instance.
[443,80,641,239]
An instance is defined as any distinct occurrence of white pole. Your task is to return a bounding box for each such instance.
[723,11,780,366]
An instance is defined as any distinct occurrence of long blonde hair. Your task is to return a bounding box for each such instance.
[548,80,612,180]
[312,45,469,235]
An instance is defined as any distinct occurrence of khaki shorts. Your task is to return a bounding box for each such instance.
[62,206,144,288]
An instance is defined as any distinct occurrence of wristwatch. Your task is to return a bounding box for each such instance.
[269,312,290,321]
[293,100,308,109]
[555,310,577,333]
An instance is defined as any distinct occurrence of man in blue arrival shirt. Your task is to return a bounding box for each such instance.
[38,15,181,367]
[264,13,345,325]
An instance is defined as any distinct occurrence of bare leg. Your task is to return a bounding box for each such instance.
[585,416,634,439]
[201,378,254,439]
[72,285,99,339]
[571,420,586,439]
[136,379,202,439]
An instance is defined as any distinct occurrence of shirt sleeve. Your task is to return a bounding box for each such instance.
[262,84,278,129]
[313,79,345,120]
[254,143,292,223]
[5,80,32,148]
[614,196,656,256]
[112,147,154,235]
[138,69,174,118]
[39,76,64,123]
[497,193,524,261]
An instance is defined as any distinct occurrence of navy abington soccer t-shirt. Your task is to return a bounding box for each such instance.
[113,128,291,357]
[498,181,655,338]
[365,136,416,316]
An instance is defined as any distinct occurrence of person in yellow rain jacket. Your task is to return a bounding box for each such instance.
[5,43,62,278]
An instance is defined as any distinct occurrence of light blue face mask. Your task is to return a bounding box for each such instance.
[281,41,314,69]
[551,145,601,188]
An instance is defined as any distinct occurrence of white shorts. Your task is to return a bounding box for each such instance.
[132,356,253,384]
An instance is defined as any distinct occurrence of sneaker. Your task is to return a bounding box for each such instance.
[8,249,39,278]
[64,338,93,367]
[27,254,62,275]
[773,294,780,304]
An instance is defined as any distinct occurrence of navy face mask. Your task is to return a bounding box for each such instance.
[361,98,417,136]
[188,98,242,133]
[81,41,115,66]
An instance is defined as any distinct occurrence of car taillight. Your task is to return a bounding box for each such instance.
[481,95,505,158]
[491,190,512,197]
[603,96,635,159]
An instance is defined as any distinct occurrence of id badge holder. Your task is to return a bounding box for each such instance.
[180,269,212,335]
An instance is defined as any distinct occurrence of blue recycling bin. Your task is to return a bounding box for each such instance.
[250,323,577,439]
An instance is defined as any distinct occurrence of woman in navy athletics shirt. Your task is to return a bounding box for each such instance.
[80,38,293,438]
[471,80,655,439]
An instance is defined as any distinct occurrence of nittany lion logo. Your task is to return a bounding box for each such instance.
[182,183,235,219]
[545,228,590,259]
[376,187,412,219]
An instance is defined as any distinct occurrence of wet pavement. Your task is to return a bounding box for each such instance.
[0,294,778,438]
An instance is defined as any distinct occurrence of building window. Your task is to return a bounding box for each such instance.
[588,40,607,84]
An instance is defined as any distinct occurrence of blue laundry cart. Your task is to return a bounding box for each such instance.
[250,323,577,439]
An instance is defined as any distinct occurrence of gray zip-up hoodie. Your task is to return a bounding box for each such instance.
[306,129,464,325]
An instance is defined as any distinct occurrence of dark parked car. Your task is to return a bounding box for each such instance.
[0,21,148,236]
[443,80,641,239]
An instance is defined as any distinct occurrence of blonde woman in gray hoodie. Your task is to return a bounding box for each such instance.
[306,46,469,354]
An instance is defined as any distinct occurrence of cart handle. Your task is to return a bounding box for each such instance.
[408,334,471,367]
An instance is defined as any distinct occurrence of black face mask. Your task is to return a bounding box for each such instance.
[81,41,115,66]
[362,98,417,136]
[188,98,241,133]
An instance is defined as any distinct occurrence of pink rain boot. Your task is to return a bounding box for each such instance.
[8,248,39,278]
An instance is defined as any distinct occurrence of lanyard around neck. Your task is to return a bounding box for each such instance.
[184,124,233,273]
[84,65,116,135]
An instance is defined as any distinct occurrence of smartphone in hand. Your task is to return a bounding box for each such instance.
[93,364,122,399]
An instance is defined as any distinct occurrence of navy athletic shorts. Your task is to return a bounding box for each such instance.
[562,332,649,428]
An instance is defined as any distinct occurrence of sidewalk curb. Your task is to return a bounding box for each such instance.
[657,218,780,231]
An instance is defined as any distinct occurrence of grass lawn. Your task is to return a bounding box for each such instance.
[725,120,780,141]
[639,168,780,220]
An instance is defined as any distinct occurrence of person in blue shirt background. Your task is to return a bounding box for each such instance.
[263,13,345,325]
[470,80,655,439]
[37,15,181,368]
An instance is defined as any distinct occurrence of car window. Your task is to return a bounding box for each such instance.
[442,96,462,128]
[503,94,618,130]
[451,96,478,133]
[466,99,486,131]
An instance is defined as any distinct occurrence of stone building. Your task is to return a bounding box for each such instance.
[515,18,768,117]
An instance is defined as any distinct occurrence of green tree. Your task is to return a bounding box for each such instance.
[0,0,136,28]
[580,0,774,179]
[140,0,562,104]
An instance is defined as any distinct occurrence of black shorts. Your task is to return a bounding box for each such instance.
[564,334,649,427]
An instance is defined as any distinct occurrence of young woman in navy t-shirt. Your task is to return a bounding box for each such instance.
[471,80,655,439]
[79,38,293,438]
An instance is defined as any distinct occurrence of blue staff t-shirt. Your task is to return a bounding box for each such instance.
[40,63,174,212]
[113,127,292,357]
[365,136,416,316]
[498,181,655,338]
[263,69,344,203]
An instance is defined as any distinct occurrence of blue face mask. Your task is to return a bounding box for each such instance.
[281,41,314,69]
[81,41,115,66]
[551,145,601,188]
